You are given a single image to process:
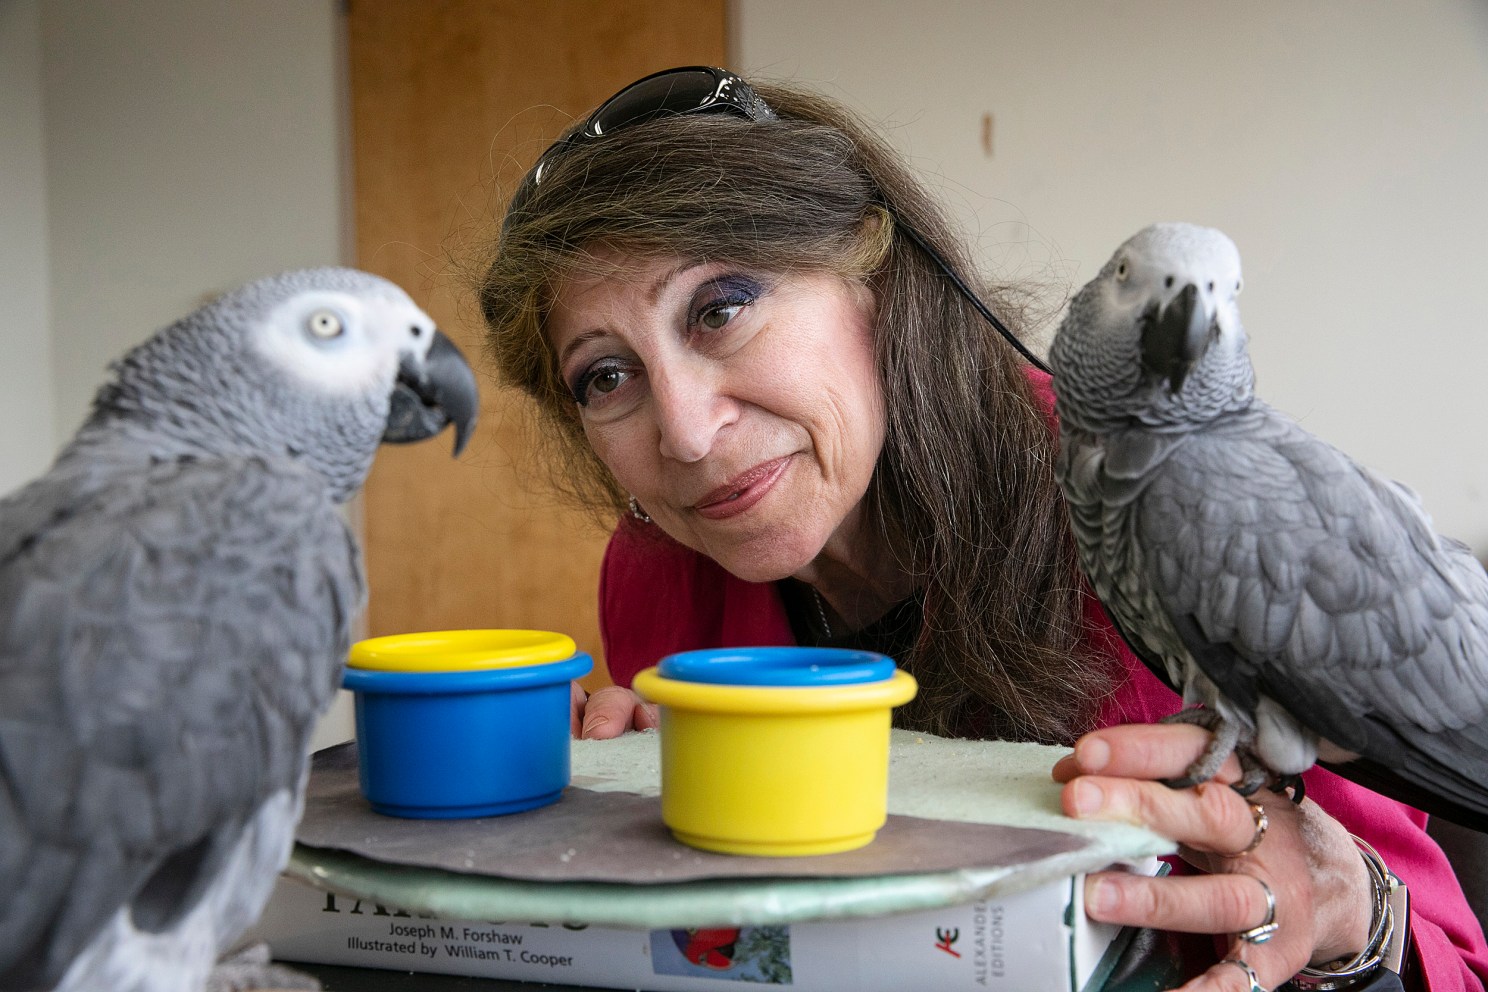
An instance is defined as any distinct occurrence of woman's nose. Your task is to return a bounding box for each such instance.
[651,368,737,463]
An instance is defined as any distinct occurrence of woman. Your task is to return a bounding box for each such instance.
[481,67,1488,991]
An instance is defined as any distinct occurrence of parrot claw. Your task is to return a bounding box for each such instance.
[206,941,322,991]
[1156,707,1260,792]
[1160,772,1205,790]
[1230,755,1272,797]
[1269,772,1307,804]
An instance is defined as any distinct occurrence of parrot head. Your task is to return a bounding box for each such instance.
[1051,223,1254,428]
[87,267,479,500]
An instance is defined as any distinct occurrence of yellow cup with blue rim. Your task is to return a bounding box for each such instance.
[633,647,917,856]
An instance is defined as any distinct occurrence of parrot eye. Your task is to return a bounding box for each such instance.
[1115,259,1129,282]
[307,310,344,340]
[1235,278,1244,294]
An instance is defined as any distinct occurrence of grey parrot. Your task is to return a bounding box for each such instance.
[0,268,478,991]
[1049,222,1488,828]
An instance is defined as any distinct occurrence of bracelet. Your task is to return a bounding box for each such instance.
[1287,837,1408,990]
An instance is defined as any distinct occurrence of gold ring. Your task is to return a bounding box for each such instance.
[1222,956,1267,992]
[1230,802,1268,857]
[1236,877,1279,944]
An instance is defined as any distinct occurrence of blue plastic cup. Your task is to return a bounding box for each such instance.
[342,630,591,819]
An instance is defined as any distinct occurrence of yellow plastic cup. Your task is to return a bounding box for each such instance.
[348,629,577,672]
[633,647,918,857]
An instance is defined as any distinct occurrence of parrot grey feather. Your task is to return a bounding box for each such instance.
[1050,223,1488,828]
[56,788,301,992]
[0,453,358,989]
[0,268,476,990]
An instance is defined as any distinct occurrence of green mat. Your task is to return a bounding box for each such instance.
[287,729,1173,928]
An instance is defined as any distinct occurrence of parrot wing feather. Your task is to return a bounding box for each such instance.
[0,455,361,987]
[1130,407,1488,823]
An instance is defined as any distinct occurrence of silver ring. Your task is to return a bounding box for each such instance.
[1230,802,1268,857]
[1222,956,1267,992]
[1236,877,1279,944]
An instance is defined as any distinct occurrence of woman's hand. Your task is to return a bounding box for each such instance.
[1053,723,1375,991]
[569,681,659,739]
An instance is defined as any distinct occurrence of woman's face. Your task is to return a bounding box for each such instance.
[547,248,887,583]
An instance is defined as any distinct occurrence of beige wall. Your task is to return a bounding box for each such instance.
[0,0,56,496]
[36,0,351,441]
[4,3,1486,584]
[735,0,1488,552]
[6,0,355,748]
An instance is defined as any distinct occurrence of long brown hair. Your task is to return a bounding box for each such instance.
[478,81,1114,743]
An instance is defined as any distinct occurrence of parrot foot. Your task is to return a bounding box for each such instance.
[206,941,321,991]
[1157,707,1263,792]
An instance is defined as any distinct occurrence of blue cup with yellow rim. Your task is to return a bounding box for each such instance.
[343,629,591,818]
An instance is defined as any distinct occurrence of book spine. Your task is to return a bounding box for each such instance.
[247,873,1133,992]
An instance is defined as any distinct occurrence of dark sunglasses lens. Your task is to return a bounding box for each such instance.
[588,69,721,136]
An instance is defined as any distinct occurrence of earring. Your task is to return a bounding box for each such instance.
[628,495,653,524]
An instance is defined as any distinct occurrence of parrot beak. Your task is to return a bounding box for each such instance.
[383,329,479,456]
[1139,283,1214,394]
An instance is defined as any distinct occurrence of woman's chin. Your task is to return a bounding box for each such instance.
[692,532,823,586]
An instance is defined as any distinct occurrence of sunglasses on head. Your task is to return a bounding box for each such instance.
[505,67,773,227]
[503,66,1049,375]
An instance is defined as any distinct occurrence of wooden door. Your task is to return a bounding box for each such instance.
[347,1,727,687]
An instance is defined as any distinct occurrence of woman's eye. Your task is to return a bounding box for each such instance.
[591,370,625,395]
[699,302,745,330]
[690,276,761,333]
[571,363,633,407]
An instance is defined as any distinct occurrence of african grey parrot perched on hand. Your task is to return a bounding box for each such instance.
[1049,222,1488,829]
[0,268,478,991]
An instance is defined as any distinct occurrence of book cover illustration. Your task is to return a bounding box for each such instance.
[650,926,793,983]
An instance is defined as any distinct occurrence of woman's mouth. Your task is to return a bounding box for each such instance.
[693,457,792,520]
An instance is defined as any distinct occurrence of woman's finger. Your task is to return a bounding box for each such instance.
[1064,773,1265,855]
[1055,723,1246,785]
[632,697,661,732]
[569,680,589,738]
[1084,869,1274,936]
[580,685,654,739]
[1089,872,1301,992]
[1177,955,1290,992]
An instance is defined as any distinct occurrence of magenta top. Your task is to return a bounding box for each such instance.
[597,373,1488,990]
